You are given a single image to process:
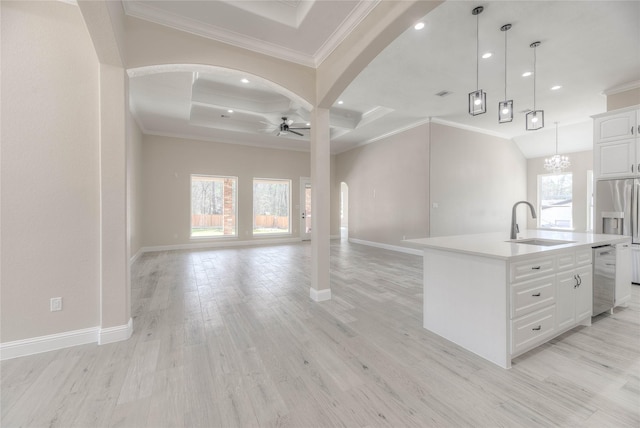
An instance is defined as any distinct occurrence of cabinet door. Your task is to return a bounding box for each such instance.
[595,110,636,143]
[574,265,593,321]
[615,243,632,306]
[595,139,635,179]
[556,271,577,331]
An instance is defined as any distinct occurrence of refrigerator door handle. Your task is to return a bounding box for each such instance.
[633,180,640,244]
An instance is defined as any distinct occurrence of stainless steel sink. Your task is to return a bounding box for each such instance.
[507,238,576,246]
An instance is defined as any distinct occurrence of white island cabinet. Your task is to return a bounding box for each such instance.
[406,230,630,369]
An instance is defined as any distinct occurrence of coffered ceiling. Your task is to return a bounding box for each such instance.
[126,0,640,158]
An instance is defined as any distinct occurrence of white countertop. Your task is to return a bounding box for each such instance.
[405,230,631,260]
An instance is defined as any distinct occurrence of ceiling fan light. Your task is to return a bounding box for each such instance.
[469,89,486,115]
[498,100,513,123]
[526,110,544,130]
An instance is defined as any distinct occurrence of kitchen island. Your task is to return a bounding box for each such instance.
[406,230,630,368]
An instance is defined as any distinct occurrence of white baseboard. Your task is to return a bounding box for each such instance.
[1,318,134,360]
[0,326,98,361]
[129,248,142,265]
[310,287,332,302]
[99,318,133,345]
[348,238,423,256]
[140,237,302,253]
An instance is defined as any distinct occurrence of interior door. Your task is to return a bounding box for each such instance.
[300,178,311,240]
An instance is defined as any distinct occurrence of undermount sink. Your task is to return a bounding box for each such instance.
[507,238,576,246]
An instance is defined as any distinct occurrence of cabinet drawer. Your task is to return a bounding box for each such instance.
[511,275,555,318]
[511,306,556,355]
[576,248,592,266]
[510,257,555,282]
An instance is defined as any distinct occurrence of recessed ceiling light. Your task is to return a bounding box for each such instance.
[522,71,532,77]
[338,100,344,105]
[227,109,234,113]
[551,85,562,90]
[482,52,492,59]
[414,22,425,30]
[241,78,249,84]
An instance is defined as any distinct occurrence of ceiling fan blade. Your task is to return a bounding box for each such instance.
[289,129,303,136]
[289,126,310,130]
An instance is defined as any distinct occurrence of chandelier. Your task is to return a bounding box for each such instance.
[544,123,570,173]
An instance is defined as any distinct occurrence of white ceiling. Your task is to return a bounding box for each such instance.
[126,0,640,158]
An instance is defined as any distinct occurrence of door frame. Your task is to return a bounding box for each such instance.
[300,177,311,240]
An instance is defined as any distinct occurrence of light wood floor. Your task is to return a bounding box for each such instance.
[2,240,639,427]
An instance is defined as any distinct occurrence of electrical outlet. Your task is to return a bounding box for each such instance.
[50,297,62,312]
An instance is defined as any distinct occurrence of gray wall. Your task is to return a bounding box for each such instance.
[1,1,100,341]
[141,134,341,248]
[336,123,430,246]
[429,123,527,237]
[128,113,144,259]
[335,121,528,246]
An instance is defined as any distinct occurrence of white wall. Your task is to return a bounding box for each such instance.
[1,1,100,341]
[128,112,144,259]
[526,150,594,232]
[335,123,430,246]
[429,123,527,237]
[141,134,343,248]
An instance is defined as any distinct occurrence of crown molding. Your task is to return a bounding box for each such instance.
[314,0,381,67]
[123,1,316,67]
[603,80,640,96]
[430,117,512,140]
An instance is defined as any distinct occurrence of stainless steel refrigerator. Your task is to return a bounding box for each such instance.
[595,178,640,283]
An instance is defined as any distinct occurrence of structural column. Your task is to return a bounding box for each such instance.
[310,108,331,301]
[98,64,131,343]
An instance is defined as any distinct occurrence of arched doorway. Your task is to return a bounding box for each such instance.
[341,182,349,240]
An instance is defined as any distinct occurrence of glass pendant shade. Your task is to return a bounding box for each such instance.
[469,90,486,115]
[526,109,544,130]
[499,100,513,123]
[498,24,513,123]
[526,41,544,131]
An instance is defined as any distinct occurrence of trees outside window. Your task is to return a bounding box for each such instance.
[538,173,573,229]
[253,179,291,234]
[191,175,237,237]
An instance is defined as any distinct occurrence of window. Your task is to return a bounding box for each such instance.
[253,178,291,235]
[538,173,573,230]
[191,175,237,237]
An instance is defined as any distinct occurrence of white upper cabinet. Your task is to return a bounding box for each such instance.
[593,107,640,179]
[595,109,637,143]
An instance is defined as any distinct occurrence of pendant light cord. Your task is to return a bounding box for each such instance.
[504,28,508,100]
[533,45,537,110]
[476,12,480,90]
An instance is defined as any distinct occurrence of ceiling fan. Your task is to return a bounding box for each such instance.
[277,117,310,137]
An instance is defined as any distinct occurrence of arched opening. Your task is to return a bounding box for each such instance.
[341,181,349,240]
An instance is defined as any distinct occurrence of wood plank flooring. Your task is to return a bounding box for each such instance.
[2,240,639,427]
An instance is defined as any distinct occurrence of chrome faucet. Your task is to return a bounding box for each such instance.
[511,201,537,239]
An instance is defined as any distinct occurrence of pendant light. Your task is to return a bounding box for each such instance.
[526,41,544,130]
[468,6,486,116]
[498,24,513,123]
[544,122,571,173]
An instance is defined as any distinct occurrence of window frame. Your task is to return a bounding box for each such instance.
[190,174,238,239]
[252,178,292,236]
[537,172,574,231]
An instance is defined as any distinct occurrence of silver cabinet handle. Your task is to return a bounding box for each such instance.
[574,274,578,288]
[531,266,541,270]
[633,126,635,135]
[532,292,541,297]
[532,325,542,331]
